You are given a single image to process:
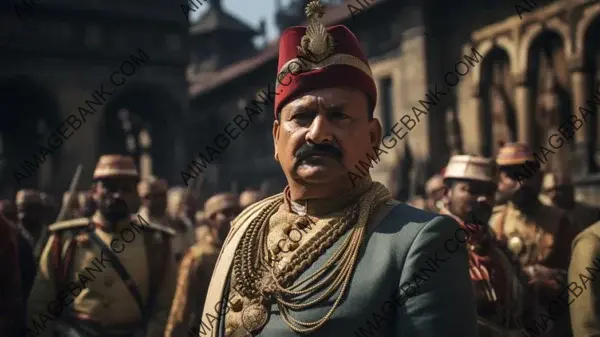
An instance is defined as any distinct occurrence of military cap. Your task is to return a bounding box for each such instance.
[138,176,169,198]
[425,174,444,196]
[239,189,264,209]
[93,154,138,180]
[16,189,43,206]
[443,155,497,183]
[496,142,535,166]
[542,172,572,192]
[204,192,240,219]
[274,0,376,116]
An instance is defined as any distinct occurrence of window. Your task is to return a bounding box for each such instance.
[380,76,394,133]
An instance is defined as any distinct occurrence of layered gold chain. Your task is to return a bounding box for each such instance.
[231,183,390,334]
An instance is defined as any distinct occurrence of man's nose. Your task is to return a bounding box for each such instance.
[306,114,333,144]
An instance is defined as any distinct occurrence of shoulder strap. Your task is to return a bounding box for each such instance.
[87,231,145,315]
[200,198,401,337]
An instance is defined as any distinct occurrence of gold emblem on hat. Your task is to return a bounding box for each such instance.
[507,235,524,256]
[298,0,334,63]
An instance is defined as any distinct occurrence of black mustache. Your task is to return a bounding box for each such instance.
[295,143,342,161]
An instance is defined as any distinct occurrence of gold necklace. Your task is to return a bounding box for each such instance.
[231,183,391,334]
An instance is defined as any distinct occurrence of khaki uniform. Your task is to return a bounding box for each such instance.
[490,203,575,270]
[569,221,600,337]
[164,227,221,337]
[26,214,178,337]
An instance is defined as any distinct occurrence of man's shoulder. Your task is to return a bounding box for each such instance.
[384,201,439,226]
[49,217,91,232]
[574,220,600,242]
[230,193,283,230]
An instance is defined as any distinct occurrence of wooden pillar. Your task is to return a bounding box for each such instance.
[569,57,598,174]
[513,72,533,146]
[470,86,484,156]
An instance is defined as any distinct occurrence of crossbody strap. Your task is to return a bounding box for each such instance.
[88,231,145,315]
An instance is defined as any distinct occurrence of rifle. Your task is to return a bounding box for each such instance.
[55,164,83,223]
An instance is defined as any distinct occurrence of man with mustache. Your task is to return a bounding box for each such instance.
[197,1,477,337]
[490,142,577,337]
[27,154,178,337]
[439,155,533,337]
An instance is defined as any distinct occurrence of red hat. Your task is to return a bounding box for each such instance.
[274,0,376,117]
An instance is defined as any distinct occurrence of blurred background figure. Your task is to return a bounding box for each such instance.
[167,187,198,261]
[0,199,36,299]
[540,172,600,233]
[0,214,24,337]
[202,192,241,246]
[165,192,241,337]
[406,195,426,209]
[15,189,45,252]
[239,188,265,210]
[424,174,445,213]
[138,175,169,223]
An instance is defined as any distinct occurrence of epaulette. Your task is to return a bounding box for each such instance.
[131,215,176,236]
[49,218,91,232]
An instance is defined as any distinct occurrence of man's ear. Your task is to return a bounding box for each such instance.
[368,118,382,149]
[272,119,280,162]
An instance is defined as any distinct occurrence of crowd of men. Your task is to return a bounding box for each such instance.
[0,154,264,337]
[2,0,600,336]
[414,142,600,337]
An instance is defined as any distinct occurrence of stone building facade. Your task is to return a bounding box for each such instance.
[0,0,190,197]
[188,0,600,204]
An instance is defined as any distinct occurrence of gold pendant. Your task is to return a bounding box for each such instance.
[507,236,524,256]
[241,301,269,333]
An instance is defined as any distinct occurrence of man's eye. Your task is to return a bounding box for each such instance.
[330,111,348,119]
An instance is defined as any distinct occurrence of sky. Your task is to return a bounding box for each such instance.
[189,0,291,43]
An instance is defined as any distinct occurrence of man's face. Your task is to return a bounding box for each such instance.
[544,185,574,208]
[498,169,542,205]
[446,180,496,223]
[94,177,139,223]
[208,204,240,240]
[273,87,381,190]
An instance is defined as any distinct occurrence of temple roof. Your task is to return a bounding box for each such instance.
[190,0,258,36]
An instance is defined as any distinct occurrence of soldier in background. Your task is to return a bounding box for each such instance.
[201,192,241,245]
[239,188,265,210]
[138,176,192,262]
[490,142,577,337]
[539,172,600,233]
[440,155,531,337]
[164,192,241,337]
[15,189,45,251]
[167,187,197,234]
[36,192,58,259]
[27,154,178,337]
[424,174,445,213]
[0,213,24,337]
[0,199,37,301]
